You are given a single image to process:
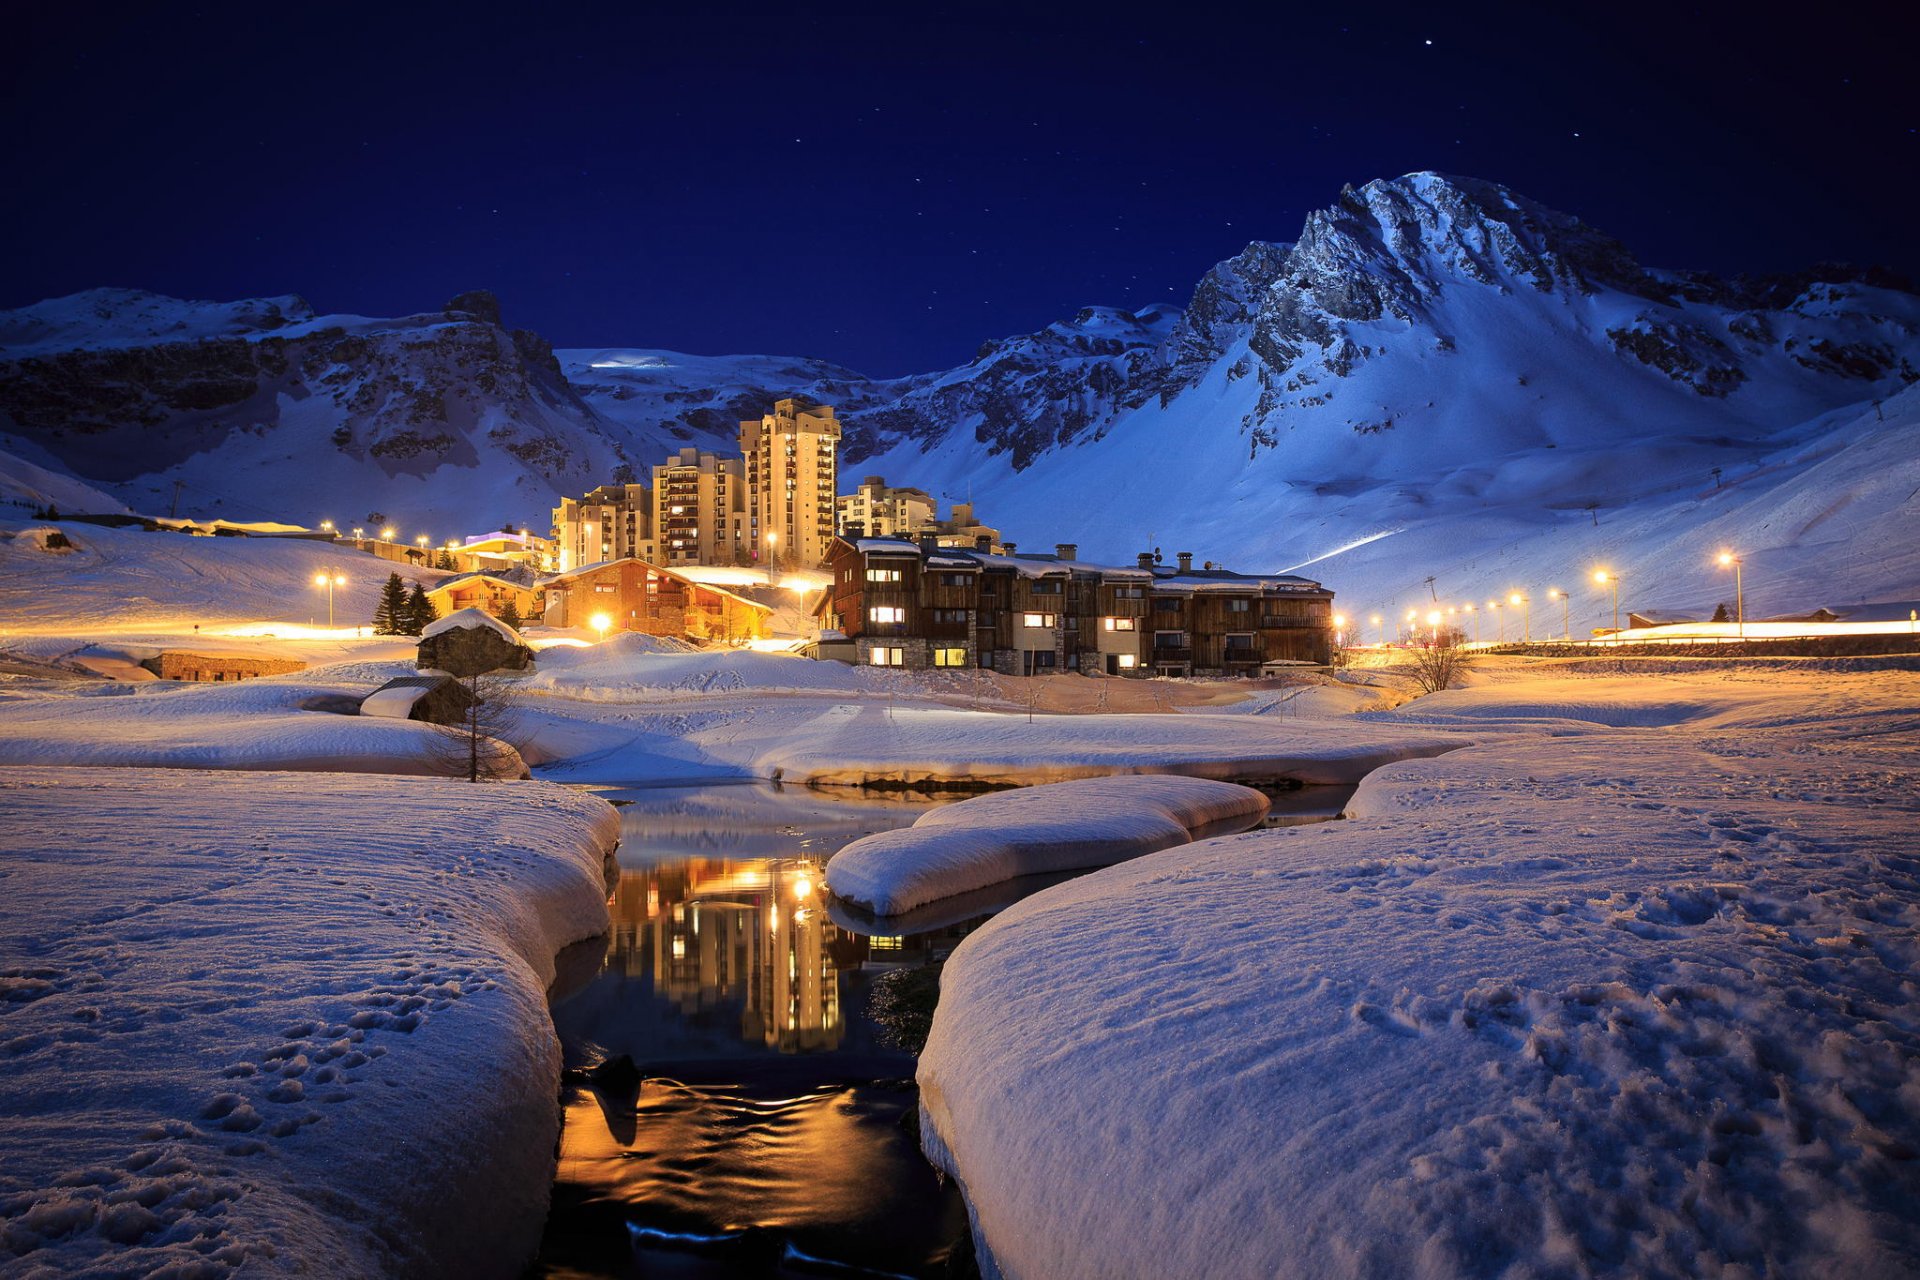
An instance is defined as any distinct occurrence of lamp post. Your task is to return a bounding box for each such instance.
[1370,614,1383,646]
[1488,599,1503,642]
[1404,608,1417,645]
[319,520,334,534]
[1716,552,1744,638]
[382,526,397,542]
[766,531,780,570]
[1594,569,1620,633]
[352,527,364,542]
[1463,602,1477,644]
[590,612,612,643]
[313,572,345,627]
[1333,613,1347,648]
[1509,592,1531,643]
[1426,610,1443,647]
[1548,589,1569,640]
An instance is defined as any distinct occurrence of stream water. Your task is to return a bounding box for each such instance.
[529,780,1352,1279]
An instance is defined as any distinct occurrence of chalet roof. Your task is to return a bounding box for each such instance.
[428,570,537,594]
[1149,568,1325,594]
[361,674,459,719]
[837,536,1321,590]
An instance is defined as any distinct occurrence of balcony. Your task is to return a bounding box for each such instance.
[1259,616,1323,629]
[1151,645,1193,661]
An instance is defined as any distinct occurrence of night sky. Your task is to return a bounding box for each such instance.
[4,4,1915,377]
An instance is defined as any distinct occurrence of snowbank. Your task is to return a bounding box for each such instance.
[0,767,620,1277]
[0,671,519,776]
[420,606,523,644]
[827,776,1268,916]
[918,670,1920,1278]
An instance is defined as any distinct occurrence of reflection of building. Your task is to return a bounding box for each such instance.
[606,857,842,1053]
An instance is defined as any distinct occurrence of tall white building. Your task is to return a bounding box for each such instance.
[740,398,840,567]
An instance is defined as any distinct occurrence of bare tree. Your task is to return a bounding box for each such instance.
[1407,641,1470,695]
[426,671,527,782]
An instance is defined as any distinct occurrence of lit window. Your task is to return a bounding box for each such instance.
[868,605,906,624]
[1022,612,1057,628]
[868,646,905,666]
[933,647,967,667]
[1103,617,1136,632]
[866,567,902,583]
[1117,654,1137,669]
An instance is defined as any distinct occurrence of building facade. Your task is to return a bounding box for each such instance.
[552,484,654,572]
[424,572,543,623]
[740,399,840,568]
[836,476,935,540]
[542,557,772,642]
[652,447,747,567]
[818,539,1335,674]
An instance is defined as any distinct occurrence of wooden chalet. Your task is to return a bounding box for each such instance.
[425,571,543,624]
[817,537,1334,675]
[541,557,773,643]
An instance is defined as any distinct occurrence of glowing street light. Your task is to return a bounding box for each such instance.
[1333,613,1347,647]
[1716,551,1745,638]
[382,526,397,541]
[415,534,429,548]
[319,520,334,533]
[1547,589,1569,641]
[352,527,364,541]
[1463,601,1478,644]
[312,572,346,627]
[1425,610,1443,646]
[590,612,612,642]
[1509,592,1531,643]
[1370,614,1383,645]
[1487,599,1503,642]
[1593,569,1620,633]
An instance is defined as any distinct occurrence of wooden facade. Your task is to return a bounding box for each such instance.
[542,557,773,643]
[425,573,543,623]
[817,538,1335,674]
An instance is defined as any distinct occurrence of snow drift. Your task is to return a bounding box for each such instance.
[825,775,1270,916]
[0,767,620,1277]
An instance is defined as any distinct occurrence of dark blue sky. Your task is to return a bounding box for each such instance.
[4,3,1914,376]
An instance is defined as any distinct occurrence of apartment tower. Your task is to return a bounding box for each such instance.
[740,398,840,567]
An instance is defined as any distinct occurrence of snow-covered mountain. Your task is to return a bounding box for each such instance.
[3,173,1916,630]
[0,288,631,532]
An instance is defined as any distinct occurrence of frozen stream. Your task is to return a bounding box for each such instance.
[529,780,1350,1278]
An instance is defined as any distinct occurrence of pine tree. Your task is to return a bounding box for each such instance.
[373,572,408,634]
[436,549,456,571]
[404,583,438,636]
[497,598,523,629]
[1711,602,1731,623]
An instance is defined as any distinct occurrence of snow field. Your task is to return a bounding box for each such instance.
[918,670,1920,1279]
[0,768,620,1277]
[825,776,1270,916]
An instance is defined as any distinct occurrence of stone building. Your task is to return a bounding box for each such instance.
[139,652,307,682]
[740,399,840,568]
[415,609,535,676]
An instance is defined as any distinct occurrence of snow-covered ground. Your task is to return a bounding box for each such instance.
[826,776,1269,916]
[917,667,1920,1278]
[0,768,619,1277]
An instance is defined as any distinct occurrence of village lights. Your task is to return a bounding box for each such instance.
[1717,551,1745,638]
[590,612,612,642]
[415,535,429,548]
[312,572,346,627]
[1509,592,1531,643]
[1370,614,1383,645]
[1333,613,1347,647]
[319,520,334,532]
[792,875,813,899]
[352,527,364,540]
[1547,589,1569,640]
[382,526,397,541]
[1593,569,1620,633]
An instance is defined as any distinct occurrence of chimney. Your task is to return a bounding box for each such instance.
[919,532,939,552]
[844,520,865,540]
[1137,552,1155,570]
[1003,541,1017,557]
[1055,543,1078,562]
[1177,551,1194,573]
[975,534,993,551]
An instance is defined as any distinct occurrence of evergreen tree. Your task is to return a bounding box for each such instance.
[1711,602,1731,623]
[404,583,438,636]
[436,549,456,571]
[373,572,408,635]
[497,598,523,629]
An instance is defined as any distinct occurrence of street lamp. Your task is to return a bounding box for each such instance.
[1426,610,1443,646]
[1333,613,1347,648]
[1509,592,1530,643]
[1487,599,1503,642]
[590,612,612,642]
[1370,614,1383,646]
[1716,552,1744,638]
[415,534,429,548]
[1547,589,1569,640]
[766,531,780,568]
[352,527,364,541]
[1404,607,1417,645]
[1593,569,1620,633]
[319,520,334,533]
[382,526,397,542]
[1463,602,1478,644]
[313,572,346,627]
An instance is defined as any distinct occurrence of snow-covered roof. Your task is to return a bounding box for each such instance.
[421,607,526,643]
[1149,569,1326,594]
[537,559,772,616]
[428,571,537,594]
[360,677,443,718]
